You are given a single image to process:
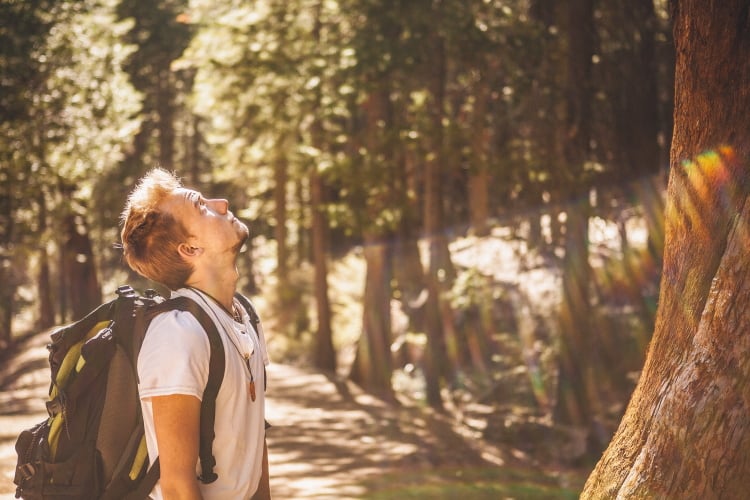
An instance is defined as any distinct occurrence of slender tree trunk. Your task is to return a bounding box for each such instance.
[0,163,13,347]
[555,198,595,424]
[274,142,289,286]
[37,190,54,329]
[350,234,395,402]
[553,0,593,427]
[422,29,453,411]
[583,0,750,496]
[468,172,490,237]
[62,215,101,321]
[468,71,491,237]
[309,4,336,373]
[309,166,336,372]
[554,0,603,452]
[615,0,666,283]
[157,69,175,169]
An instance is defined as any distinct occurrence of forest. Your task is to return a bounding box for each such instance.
[1,0,749,497]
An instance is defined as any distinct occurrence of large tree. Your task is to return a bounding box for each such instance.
[582,0,750,497]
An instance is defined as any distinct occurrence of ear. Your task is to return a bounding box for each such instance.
[178,243,204,259]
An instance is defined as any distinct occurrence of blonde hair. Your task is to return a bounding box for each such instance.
[120,168,193,290]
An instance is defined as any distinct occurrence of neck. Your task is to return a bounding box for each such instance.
[185,266,239,311]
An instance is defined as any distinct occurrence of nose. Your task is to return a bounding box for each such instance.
[207,198,229,215]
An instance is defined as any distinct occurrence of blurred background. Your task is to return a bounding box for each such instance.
[1,0,674,496]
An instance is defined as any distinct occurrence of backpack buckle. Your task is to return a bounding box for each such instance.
[17,462,36,481]
[197,471,218,484]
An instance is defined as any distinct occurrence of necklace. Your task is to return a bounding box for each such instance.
[187,288,257,401]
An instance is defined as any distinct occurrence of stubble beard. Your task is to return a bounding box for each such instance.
[231,220,250,254]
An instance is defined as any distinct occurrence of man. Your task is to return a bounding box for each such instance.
[120,168,270,499]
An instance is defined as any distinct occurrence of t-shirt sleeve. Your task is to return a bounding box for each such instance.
[137,310,210,401]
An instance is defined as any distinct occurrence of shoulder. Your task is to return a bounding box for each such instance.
[143,309,211,354]
[138,308,213,398]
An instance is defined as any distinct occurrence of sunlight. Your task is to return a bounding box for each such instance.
[676,146,736,244]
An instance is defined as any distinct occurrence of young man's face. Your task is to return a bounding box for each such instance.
[162,187,249,257]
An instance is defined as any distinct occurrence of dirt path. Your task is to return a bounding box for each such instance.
[1,332,531,500]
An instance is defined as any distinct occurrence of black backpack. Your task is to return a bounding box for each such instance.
[13,285,260,500]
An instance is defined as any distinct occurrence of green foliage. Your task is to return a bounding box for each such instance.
[1,0,672,369]
[44,0,142,180]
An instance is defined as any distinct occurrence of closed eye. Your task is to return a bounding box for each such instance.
[191,193,207,212]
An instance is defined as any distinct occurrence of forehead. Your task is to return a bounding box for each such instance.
[159,187,201,217]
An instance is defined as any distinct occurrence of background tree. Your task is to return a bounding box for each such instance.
[553,0,601,449]
[0,0,53,346]
[0,4,677,466]
[0,0,139,342]
[583,0,750,496]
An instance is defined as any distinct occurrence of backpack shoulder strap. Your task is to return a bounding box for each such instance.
[147,296,225,485]
[233,292,260,331]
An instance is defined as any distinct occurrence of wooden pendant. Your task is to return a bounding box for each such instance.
[248,380,256,401]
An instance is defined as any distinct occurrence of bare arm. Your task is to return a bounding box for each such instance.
[151,394,203,500]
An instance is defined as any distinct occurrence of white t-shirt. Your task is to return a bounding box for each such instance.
[137,287,269,500]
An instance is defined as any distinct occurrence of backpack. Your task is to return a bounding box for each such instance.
[13,284,261,500]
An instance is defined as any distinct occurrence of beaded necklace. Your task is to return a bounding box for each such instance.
[187,287,258,401]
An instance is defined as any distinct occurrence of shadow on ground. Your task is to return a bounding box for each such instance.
[0,331,583,499]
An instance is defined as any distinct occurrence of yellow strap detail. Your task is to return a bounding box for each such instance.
[129,436,149,480]
[47,319,110,459]
[48,414,63,460]
[51,320,110,399]
[75,354,86,372]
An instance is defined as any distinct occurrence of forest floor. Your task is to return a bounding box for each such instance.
[0,326,588,499]
[0,218,648,498]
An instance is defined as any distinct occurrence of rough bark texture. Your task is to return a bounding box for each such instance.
[554,0,599,439]
[349,236,395,402]
[582,0,750,497]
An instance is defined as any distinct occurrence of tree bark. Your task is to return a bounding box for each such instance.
[62,214,101,321]
[468,72,492,237]
[309,165,336,372]
[274,141,289,286]
[583,0,750,496]
[422,28,452,411]
[157,69,175,169]
[37,190,54,329]
[0,164,13,348]
[554,0,601,449]
[309,3,336,373]
[350,234,395,402]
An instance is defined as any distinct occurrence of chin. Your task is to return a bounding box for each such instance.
[233,230,250,254]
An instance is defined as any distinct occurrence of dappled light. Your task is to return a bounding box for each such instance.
[7,0,749,497]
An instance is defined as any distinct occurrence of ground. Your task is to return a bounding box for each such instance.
[0,327,586,499]
[2,223,637,498]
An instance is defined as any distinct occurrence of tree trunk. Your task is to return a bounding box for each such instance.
[274,142,289,286]
[62,214,101,321]
[554,0,601,450]
[157,68,175,169]
[421,28,452,411]
[37,190,54,329]
[309,165,336,372]
[468,73,492,237]
[350,234,395,402]
[583,0,750,496]
[309,3,336,373]
[0,165,13,348]
[555,198,601,437]
[613,0,667,279]
[468,171,490,237]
